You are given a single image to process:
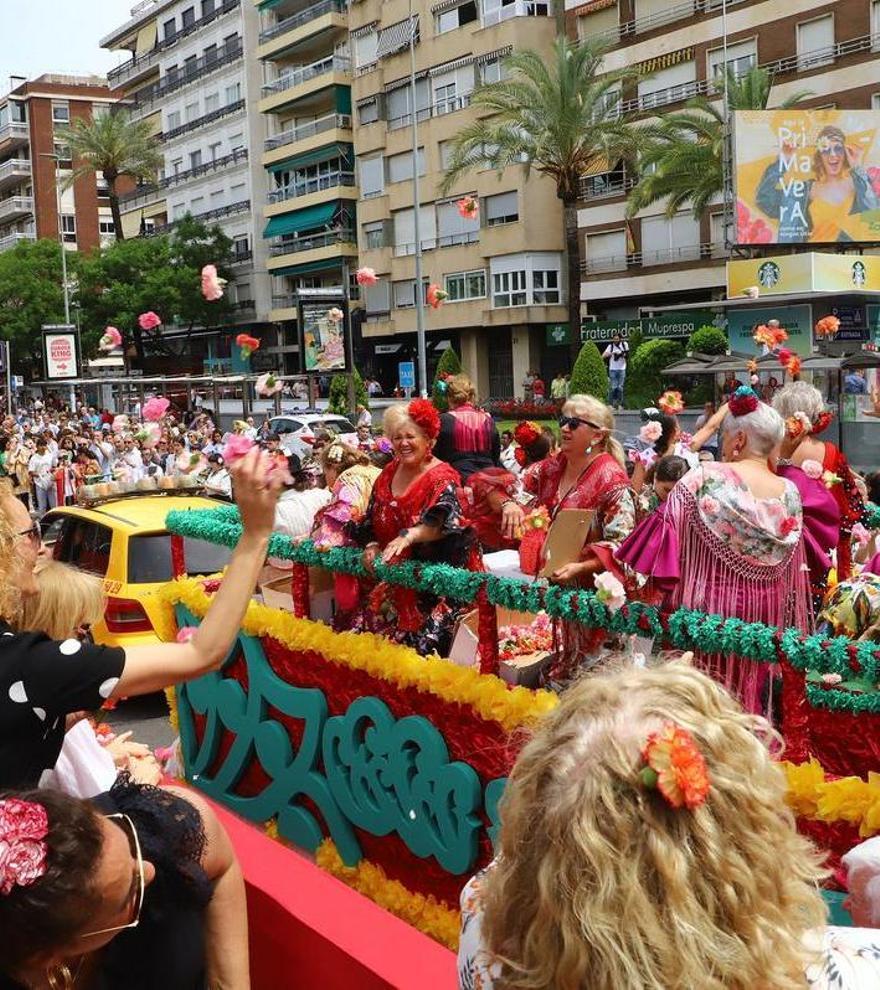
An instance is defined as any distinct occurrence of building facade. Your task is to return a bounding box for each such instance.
[0,75,121,256]
[101,0,273,373]
[348,0,569,397]
[571,0,880,336]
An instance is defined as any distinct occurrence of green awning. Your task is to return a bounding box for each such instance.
[335,86,351,115]
[272,258,344,278]
[263,201,338,238]
[266,143,353,174]
[258,0,286,9]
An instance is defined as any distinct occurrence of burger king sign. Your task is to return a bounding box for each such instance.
[43,328,79,379]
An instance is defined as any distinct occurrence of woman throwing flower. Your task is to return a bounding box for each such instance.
[630,395,699,495]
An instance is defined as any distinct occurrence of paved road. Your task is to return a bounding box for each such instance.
[103,692,176,751]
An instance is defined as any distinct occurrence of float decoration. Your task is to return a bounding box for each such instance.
[201,264,227,302]
[815,315,841,339]
[255,372,283,397]
[355,266,378,286]
[138,311,161,331]
[456,195,478,220]
[98,326,122,352]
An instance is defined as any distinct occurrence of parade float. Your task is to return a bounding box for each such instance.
[157,499,880,968]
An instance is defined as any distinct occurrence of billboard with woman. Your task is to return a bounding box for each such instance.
[734,110,880,244]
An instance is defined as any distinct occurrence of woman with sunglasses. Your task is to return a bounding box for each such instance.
[522,395,635,683]
[755,124,879,243]
[0,781,248,989]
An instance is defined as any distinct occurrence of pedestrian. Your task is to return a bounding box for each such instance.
[521,371,535,403]
[532,374,546,405]
[550,372,567,402]
[845,367,869,394]
[27,437,56,516]
[602,334,629,410]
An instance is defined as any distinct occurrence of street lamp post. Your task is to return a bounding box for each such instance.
[41,153,75,411]
[408,1,428,397]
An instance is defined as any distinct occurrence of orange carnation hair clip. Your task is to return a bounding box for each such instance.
[639,723,710,810]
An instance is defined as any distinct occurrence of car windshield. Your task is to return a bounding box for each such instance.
[128,534,232,584]
[314,418,355,435]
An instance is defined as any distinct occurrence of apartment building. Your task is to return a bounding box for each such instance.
[0,75,120,256]
[101,0,273,373]
[255,0,356,374]
[572,0,880,335]
[348,0,568,396]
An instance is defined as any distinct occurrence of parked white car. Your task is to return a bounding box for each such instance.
[268,413,357,461]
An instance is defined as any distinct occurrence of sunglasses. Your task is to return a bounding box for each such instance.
[558,415,600,431]
[79,814,145,939]
[819,143,845,157]
[17,524,41,548]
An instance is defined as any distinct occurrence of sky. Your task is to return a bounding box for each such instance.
[0,0,141,88]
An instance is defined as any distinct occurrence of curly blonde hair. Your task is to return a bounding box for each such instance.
[0,478,22,624]
[19,560,105,641]
[481,662,828,990]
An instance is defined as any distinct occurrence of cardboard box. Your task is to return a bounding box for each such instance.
[499,651,553,688]
[260,569,335,624]
[448,606,542,670]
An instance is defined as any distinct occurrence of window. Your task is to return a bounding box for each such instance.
[191,195,205,213]
[51,103,69,125]
[432,64,474,114]
[204,92,219,114]
[163,17,176,40]
[358,98,379,125]
[230,181,246,202]
[201,0,216,17]
[359,154,384,197]
[184,55,198,78]
[208,140,223,160]
[92,105,110,120]
[437,198,479,246]
[439,141,455,170]
[181,6,196,28]
[99,219,115,235]
[60,214,76,244]
[167,110,181,131]
[364,280,391,315]
[393,279,429,308]
[185,102,199,123]
[797,15,834,69]
[873,93,880,111]
[444,269,486,301]
[127,535,230,584]
[225,82,242,104]
[436,1,477,34]
[165,63,180,84]
[353,30,379,69]
[532,269,559,304]
[210,188,224,208]
[393,205,437,255]
[637,61,696,107]
[707,39,757,80]
[53,142,72,166]
[362,220,386,249]
[171,157,183,175]
[492,269,527,307]
[585,230,627,272]
[54,519,113,577]
[387,148,426,183]
[485,190,518,226]
[489,252,562,307]
[189,150,203,170]
[386,79,430,128]
[204,43,218,64]
[96,178,110,198]
[229,132,244,152]
[479,57,507,85]
[233,235,250,258]
[640,212,700,265]
[874,2,880,51]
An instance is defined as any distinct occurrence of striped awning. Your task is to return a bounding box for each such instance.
[272,258,344,278]
[431,0,467,13]
[636,47,694,74]
[429,55,475,77]
[475,46,512,64]
[582,156,612,176]
[573,0,616,13]
[385,69,428,92]
[376,15,418,59]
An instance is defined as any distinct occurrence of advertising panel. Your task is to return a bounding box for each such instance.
[725,305,813,358]
[580,312,717,344]
[733,109,880,245]
[727,253,880,297]
[296,295,348,374]
[42,327,79,380]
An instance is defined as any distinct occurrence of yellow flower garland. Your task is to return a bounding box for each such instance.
[782,759,880,838]
[164,686,179,735]
[163,577,557,732]
[315,839,461,949]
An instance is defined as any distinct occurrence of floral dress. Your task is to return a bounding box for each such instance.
[457,871,880,990]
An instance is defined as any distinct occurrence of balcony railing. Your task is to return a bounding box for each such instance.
[437,230,479,248]
[264,113,352,151]
[581,242,716,275]
[120,148,249,207]
[0,229,35,253]
[0,196,34,221]
[0,121,29,146]
[0,158,31,187]
[388,92,472,131]
[262,55,350,98]
[230,249,253,264]
[481,0,551,28]
[269,228,355,256]
[148,199,251,236]
[579,171,635,201]
[268,170,355,203]
[590,0,747,44]
[160,99,246,142]
[132,39,243,111]
[259,0,347,44]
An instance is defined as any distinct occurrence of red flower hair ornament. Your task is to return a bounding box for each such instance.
[811,409,834,436]
[640,723,710,810]
[728,385,759,417]
[514,420,541,447]
[407,398,441,440]
[0,798,49,895]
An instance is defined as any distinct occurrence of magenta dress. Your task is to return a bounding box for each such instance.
[616,462,811,715]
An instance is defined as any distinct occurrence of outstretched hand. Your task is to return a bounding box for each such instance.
[230,447,283,539]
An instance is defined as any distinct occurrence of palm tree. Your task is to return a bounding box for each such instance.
[626,66,811,220]
[59,111,162,242]
[441,36,642,362]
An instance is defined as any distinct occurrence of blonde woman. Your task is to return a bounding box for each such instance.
[434,373,500,483]
[459,662,880,990]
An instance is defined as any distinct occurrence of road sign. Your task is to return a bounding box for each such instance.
[398,361,415,390]
[12,376,23,388]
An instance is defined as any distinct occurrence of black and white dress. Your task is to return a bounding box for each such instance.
[0,623,125,790]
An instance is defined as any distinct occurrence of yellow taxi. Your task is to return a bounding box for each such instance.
[40,493,232,648]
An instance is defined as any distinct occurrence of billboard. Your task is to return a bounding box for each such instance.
[580,312,717,344]
[42,326,79,380]
[727,252,880,297]
[296,294,348,374]
[733,110,880,245]
[726,305,813,358]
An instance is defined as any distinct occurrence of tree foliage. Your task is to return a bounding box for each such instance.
[328,367,369,416]
[432,346,463,411]
[626,67,811,220]
[627,339,686,410]
[568,341,609,400]
[687,324,728,355]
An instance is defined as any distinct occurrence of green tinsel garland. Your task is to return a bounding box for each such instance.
[164,506,880,690]
[805,683,880,714]
[864,501,880,530]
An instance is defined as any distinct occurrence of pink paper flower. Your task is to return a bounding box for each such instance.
[255,372,283,397]
[135,422,161,446]
[639,421,662,444]
[99,326,122,351]
[457,195,478,219]
[112,414,129,434]
[852,523,872,547]
[427,283,448,309]
[802,459,823,480]
[222,434,255,465]
[142,396,170,422]
[200,264,227,302]
[327,307,344,324]
[355,267,378,286]
[0,798,49,895]
[138,311,161,331]
[594,572,626,614]
[821,672,843,686]
[176,627,198,643]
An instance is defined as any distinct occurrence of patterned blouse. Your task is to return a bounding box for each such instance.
[457,873,880,989]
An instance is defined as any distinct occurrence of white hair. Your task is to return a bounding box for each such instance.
[772,382,825,422]
[722,401,784,457]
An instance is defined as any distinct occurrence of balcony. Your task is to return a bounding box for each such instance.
[579,171,635,202]
[132,38,244,112]
[592,0,748,44]
[269,228,356,256]
[0,196,34,223]
[0,229,35,253]
[160,99,246,143]
[148,199,251,235]
[388,93,472,131]
[230,249,253,265]
[119,148,249,209]
[581,242,715,275]
[0,121,29,151]
[259,0,347,45]
[0,158,31,192]
[268,170,355,204]
[262,55,350,98]
[481,0,552,28]
[265,113,352,152]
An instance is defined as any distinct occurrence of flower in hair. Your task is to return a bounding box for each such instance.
[728,385,759,417]
[0,798,49,895]
[639,421,663,444]
[785,412,811,439]
[811,410,834,436]
[325,442,345,464]
[407,398,441,440]
[657,390,684,415]
[640,723,710,810]
[514,421,541,448]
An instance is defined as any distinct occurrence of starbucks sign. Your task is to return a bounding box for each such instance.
[580,312,717,344]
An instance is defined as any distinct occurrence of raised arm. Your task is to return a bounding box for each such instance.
[689,403,728,453]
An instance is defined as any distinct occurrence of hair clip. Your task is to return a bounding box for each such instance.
[639,723,710,810]
[728,386,759,417]
[0,799,48,895]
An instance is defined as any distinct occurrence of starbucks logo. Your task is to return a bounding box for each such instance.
[757,261,780,289]
[852,261,867,288]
